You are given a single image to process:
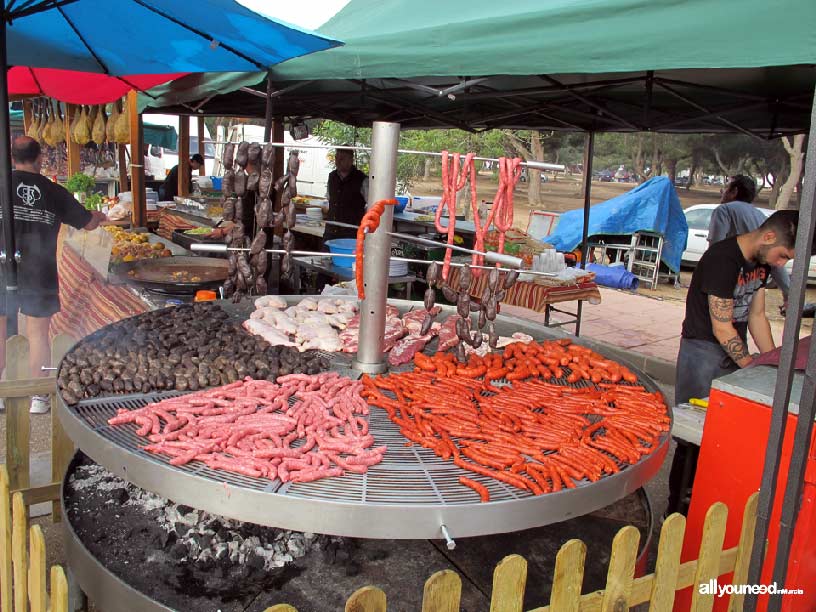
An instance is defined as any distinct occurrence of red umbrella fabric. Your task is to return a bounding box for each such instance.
[8,67,186,104]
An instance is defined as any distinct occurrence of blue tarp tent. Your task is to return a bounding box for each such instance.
[544,177,689,273]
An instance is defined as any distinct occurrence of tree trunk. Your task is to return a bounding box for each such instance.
[527,131,543,206]
[502,130,542,207]
[686,161,698,189]
[666,159,678,185]
[633,134,646,182]
[423,157,433,180]
[778,134,805,209]
[768,179,782,209]
[650,134,662,177]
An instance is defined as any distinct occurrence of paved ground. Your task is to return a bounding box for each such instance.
[505,285,814,371]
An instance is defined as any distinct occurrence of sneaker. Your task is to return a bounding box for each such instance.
[30,395,50,414]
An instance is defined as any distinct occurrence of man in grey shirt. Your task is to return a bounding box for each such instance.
[708,174,791,305]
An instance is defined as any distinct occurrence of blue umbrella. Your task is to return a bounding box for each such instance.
[0,0,342,319]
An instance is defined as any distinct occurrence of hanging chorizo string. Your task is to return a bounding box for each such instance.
[484,157,523,264]
[435,151,474,280]
[355,198,398,300]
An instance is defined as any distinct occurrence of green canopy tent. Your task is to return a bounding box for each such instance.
[143,123,178,150]
[140,4,816,600]
[141,0,815,136]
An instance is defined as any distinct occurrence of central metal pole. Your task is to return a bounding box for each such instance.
[353,121,400,374]
[0,11,19,335]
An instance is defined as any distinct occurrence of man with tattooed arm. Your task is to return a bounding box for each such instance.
[668,210,798,514]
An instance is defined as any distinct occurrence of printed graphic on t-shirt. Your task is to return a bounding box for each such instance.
[732,266,766,322]
[10,182,56,226]
[16,182,41,206]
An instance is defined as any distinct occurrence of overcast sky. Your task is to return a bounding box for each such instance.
[237,0,350,30]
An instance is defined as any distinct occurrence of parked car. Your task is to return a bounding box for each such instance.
[681,204,718,266]
[681,204,816,282]
[674,176,689,187]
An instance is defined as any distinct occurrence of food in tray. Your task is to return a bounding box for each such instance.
[105,226,173,263]
[243,297,358,353]
[57,303,330,404]
[184,227,215,236]
[362,339,669,502]
[108,372,385,484]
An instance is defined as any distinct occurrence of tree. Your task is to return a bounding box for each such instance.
[778,135,805,209]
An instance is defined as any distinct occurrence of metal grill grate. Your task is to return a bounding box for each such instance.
[57,300,670,537]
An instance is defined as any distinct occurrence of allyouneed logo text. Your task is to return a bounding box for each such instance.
[699,579,804,597]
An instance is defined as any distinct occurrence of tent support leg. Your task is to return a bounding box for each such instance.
[263,70,274,143]
[0,13,19,336]
[745,83,816,610]
[575,131,594,338]
[354,121,400,374]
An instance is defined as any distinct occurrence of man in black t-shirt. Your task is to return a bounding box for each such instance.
[159,153,204,201]
[668,210,798,514]
[323,148,368,243]
[0,136,106,413]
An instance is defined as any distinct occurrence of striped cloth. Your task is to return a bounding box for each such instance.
[155,209,196,240]
[50,235,150,340]
[446,267,601,313]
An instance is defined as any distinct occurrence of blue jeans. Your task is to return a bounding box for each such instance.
[674,337,738,405]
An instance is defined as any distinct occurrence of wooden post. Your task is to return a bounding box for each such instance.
[5,336,30,493]
[117,144,128,195]
[345,586,386,612]
[28,526,46,612]
[178,116,190,197]
[728,493,759,612]
[22,101,32,135]
[690,502,728,612]
[422,570,461,612]
[128,91,145,228]
[64,105,80,178]
[601,525,640,612]
[649,514,686,611]
[1,467,12,612]
[549,539,587,612]
[50,566,69,612]
[197,116,206,176]
[489,554,527,612]
[50,335,75,522]
[11,492,26,612]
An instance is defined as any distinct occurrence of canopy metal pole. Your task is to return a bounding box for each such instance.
[353,121,399,374]
[745,85,816,610]
[580,132,595,268]
[263,70,274,143]
[0,11,19,335]
[209,140,564,171]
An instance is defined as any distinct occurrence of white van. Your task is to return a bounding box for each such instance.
[219,124,335,198]
[142,114,217,177]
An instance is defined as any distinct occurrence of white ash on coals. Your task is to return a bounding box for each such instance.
[69,464,338,571]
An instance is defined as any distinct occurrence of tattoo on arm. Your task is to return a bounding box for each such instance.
[720,334,751,365]
[708,296,734,323]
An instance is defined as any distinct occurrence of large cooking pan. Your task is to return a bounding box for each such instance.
[112,256,228,295]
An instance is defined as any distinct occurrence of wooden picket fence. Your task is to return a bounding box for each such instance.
[1,334,75,521]
[264,493,759,612]
[1,465,69,612]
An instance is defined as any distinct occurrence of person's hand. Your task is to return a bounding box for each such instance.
[84,210,107,231]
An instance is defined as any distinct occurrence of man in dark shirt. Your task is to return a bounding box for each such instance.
[669,210,798,513]
[707,174,791,308]
[160,153,204,201]
[0,136,106,413]
[323,148,368,242]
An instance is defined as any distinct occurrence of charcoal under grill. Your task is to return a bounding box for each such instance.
[56,298,670,540]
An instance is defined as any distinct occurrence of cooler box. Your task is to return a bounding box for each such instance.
[675,367,816,611]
